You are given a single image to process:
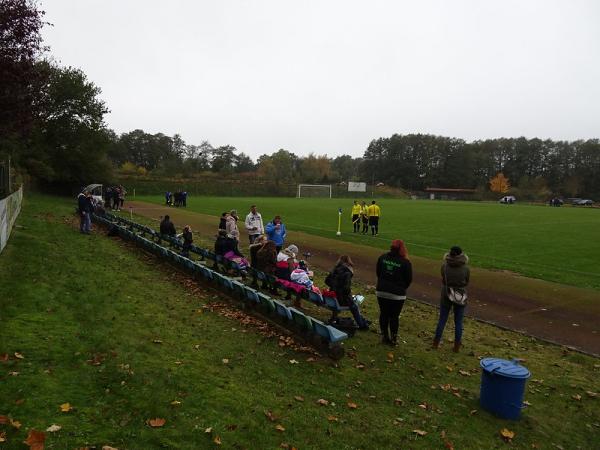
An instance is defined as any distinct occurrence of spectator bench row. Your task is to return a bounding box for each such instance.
[94,213,348,359]
[102,213,354,321]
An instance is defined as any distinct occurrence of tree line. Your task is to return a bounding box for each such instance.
[2,0,599,199]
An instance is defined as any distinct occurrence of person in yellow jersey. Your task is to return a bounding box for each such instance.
[351,200,362,233]
[367,200,381,236]
[360,200,369,234]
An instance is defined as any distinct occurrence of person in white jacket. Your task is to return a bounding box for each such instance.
[244,205,264,244]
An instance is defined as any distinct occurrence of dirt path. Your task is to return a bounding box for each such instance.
[125,201,600,356]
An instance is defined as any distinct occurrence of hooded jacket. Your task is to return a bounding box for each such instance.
[441,253,470,289]
[265,221,286,246]
[225,215,239,239]
[376,251,412,299]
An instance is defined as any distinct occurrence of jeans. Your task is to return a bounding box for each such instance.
[378,297,405,337]
[434,296,466,342]
[80,213,91,233]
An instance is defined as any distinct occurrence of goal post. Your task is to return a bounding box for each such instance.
[297,184,332,198]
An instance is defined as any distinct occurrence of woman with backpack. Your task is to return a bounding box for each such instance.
[326,255,370,330]
[432,246,470,352]
[375,239,413,346]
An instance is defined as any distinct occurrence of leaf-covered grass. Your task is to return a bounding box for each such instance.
[135,194,600,289]
[0,194,599,449]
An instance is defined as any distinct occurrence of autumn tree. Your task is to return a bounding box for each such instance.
[489,172,510,193]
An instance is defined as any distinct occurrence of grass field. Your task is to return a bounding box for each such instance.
[1,195,599,448]
[135,195,600,290]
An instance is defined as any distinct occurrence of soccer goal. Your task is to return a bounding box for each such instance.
[297,184,332,198]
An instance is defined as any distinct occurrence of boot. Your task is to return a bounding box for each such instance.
[390,334,398,347]
[453,341,461,353]
[432,338,440,349]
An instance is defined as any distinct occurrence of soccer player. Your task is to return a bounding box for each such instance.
[360,200,369,234]
[351,200,361,233]
[367,200,381,236]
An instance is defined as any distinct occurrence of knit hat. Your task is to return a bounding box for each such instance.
[286,244,299,255]
[450,246,462,256]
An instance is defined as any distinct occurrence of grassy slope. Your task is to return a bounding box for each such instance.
[135,195,600,290]
[0,195,598,449]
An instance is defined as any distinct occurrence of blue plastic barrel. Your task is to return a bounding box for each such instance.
[479,358,531,420]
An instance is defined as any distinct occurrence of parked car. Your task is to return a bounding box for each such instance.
[499,195,516,204]
[573,199,593,206]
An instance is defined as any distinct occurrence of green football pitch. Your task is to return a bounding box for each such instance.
[135,195,600,290]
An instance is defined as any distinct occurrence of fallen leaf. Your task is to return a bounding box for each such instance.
[418,403,427,410]
[46,424,61,432]
[446,366,453,372]
[204,427,213,433]
[213,435,222,445]
[147,418,166,428]
[222,359,229,364]
[413,429,427,436]
[24,430,46,450]
[347,402,358,409]
[226,424,237,431]
[523,400,532,406]
[0,353,8,361]
[469,409,478,415]
[387,352,394,360]
[14,352,24,359]
[458,370,471,377]
[275,424,285,432]
[0,416,7,424]
[264,410,277,422]
[394,398,403,405]
[15,399,25,405]
[572,394,582,401]
[500,428,515,442]
[8,371,19,376]
[152,339,163,344]
[0,432,5,443]
[327,415,339,422]
[10,419,22,429]
[60,403,73,412]
[294,396,304,402]
[289,359,299,364]
[586,391,598,398]
[317,399,329,406]
[170,400,181,406]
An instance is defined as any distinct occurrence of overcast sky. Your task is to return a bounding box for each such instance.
[41,0,600,159]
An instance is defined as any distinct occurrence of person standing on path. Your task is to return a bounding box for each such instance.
[367,200,381,236]
[77,190,93,234]
[376,239,413,346]
[433,246,470,353]
[244,205,264,244]
[351,200,361,233]
[265,215,287,252]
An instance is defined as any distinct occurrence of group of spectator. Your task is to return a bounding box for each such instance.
[155,203,471,352]
[165,191,188,207]
[104,186,126,211]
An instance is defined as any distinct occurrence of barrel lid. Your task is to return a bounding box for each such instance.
[480,357,531,379]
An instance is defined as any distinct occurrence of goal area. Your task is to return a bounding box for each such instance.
[296,184,332,198]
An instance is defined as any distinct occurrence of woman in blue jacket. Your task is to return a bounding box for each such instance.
[265,215,287,252]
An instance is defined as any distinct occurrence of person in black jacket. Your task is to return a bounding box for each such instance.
[181,225,193,257]
[77,191,93,234]
[214,230,243,257]
[376,239,413,346]
[329,255,370,330]
[159,215,176,236]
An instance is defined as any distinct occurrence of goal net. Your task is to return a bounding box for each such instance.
[297,184,332,198]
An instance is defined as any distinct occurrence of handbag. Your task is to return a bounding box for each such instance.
[444,265,468,306]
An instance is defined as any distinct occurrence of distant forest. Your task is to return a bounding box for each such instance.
[2,0,600,199]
